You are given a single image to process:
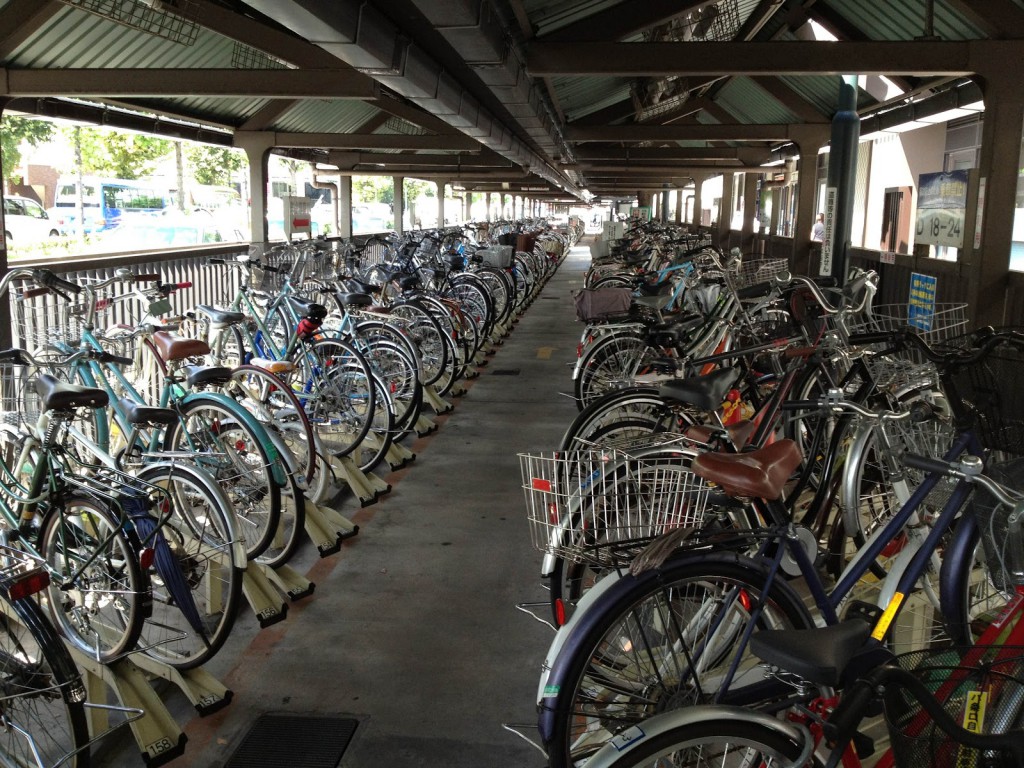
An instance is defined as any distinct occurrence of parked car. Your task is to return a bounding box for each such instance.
[3,195,61,248]
[94,212,245,251]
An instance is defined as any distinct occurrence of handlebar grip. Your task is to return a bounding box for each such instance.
[167,281,193,290]
[20,287,50,300]
[96,352,134,367]
[209,258,226,265]
[34,270,82,295]
[847,331,897,346]
[822,677,877,745]
[0,348,32,365]
[135,273,160,282]
[902,453,953,474]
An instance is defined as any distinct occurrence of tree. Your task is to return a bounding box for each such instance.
[353,175,394,205]
[63,126,173,179]
[184,145,246,187]
[1,115,55,186]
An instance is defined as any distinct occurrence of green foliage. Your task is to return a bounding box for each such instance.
[185,145,247,186]
[353,175,394,205]
[65,126,173,179]
[1,115,56,184]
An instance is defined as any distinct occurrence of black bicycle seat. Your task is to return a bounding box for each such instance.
[658,367,741,411]
[750,619,872,687]
[35,374,109,412]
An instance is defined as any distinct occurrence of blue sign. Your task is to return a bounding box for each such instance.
[908,272,937,331]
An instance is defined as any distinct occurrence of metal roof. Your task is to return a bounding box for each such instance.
[714,77,800,125]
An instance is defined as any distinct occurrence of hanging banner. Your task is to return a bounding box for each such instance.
[974,176,986,249]
[819,186,838,276]
[915,170,968,248]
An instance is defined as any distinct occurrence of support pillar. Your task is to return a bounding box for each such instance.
[394,176,405,235]
[234,131,276,245]
[740,173,758,253]
[822,76,860,281]
[339,176,352,239]
[691,174,707,229]
[463,192,472,222]
[717,173,735,248]
[436,180,445,228]
[661,188,670,223]
[675,186,684,224]
[970,72,1024,326]
[789,124,831,274]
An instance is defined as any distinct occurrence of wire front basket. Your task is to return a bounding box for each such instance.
[0,362,36,428]
[968,457,1024,593]
[518,448,712,566]
[885,646,1024,768]
[943,337,1024,455]
[727,257,789,291]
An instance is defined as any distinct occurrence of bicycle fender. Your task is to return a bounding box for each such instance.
[178,392,288,486]
[583,706,810,768]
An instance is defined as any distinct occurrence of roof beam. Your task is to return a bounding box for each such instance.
[332,152,513,168]
[585,166,764,177]
[749,76,828,122]
[567,123,822,142]
[525,40,1008,77]
[267,133,480,151]
[539,0,710,42]
[577,146,769,160]
[0,69,379,99]
[944,0,1024,39]
[238,99,299,131]
[371,95,462,135]
[0,0,62,61]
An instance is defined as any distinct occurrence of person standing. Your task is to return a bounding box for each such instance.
[811,212,825,242]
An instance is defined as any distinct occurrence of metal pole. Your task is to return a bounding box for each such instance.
[821,75,860,281]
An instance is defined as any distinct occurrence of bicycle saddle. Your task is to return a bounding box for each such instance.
[35,374,108,411]
[659,367,742,412]
[285,296,328,321]
[119,397,177,426]
[344,277,382,294]
[184,365,233,388]
[749,618,872,687]
[692,439,802,500]
[153,331,211,362]
[335,292,373,307]
[195,305,245,325]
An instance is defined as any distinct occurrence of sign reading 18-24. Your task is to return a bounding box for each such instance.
[915,170,968,248]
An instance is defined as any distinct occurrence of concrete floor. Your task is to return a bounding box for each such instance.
[96,244,590,766]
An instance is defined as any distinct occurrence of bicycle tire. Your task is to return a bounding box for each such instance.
[163,396,282,559]
[540,552,813,768]
[37,495,148,662]
[134,462,245,669]
[583,710,814,768]
[0,583,92,767]
[387,300,450,388]
[574,332,655,411]
[303,337,378,459]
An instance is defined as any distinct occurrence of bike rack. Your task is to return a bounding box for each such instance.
[326,454,391,506]
[422,385,453,414]
[414,412,438,436]
[240,561,290,628]
[303,496,359,557]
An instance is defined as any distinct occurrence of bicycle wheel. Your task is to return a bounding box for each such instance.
[37,495,147,662]
[301,337,377,459]
[225,364,318,487]
[134,462,245,669]
[0,585,91,767]
[574,332,653,411]
[540,553,813,768]
[163,396,282,559]
[558,388,671,452]
[356,335,422,441]
[255,428,307,569]
[388,300,450,388]
[584,710,813,768]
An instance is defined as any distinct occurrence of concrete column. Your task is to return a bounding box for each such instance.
[717,172,735,247]
[661,188,670,223]
[691,174,707,229]
[463,192,472,222]
[789,124,831,273]
[741,173,758,253]
[822,76,861,281]
[338,175,352,239]
[675,187,684,224]
[234,131,276,244]
[436,180,445,228]
[394,176,405,234]
[970,72,1024,326]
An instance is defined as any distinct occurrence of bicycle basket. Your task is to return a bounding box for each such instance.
[942,338,1024,455]
[0,361,36,427]
[518,448,712,566]
[967,457,1024,593]
[885,646,1024,768]
[726,257,789,290]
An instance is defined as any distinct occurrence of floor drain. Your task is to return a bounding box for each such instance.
[227,714,358,767]
[492,369,521,375]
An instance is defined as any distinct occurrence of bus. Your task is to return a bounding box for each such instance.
[50,177,173,234]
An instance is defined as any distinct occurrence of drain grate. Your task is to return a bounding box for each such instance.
[492,369,521,375]
[228,714,358,767]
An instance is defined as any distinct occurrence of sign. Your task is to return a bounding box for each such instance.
[974,176,986,249]
[915,170,968,248]
[908,272,938,331]
[819,186,838,277]
[880,251,896,265]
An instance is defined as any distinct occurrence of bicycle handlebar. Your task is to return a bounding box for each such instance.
[0,346,132,369]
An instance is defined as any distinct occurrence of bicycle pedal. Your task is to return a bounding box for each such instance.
[852,730,875,758]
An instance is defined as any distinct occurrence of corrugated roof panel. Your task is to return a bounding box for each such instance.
[551,75,632,122]
[714,77,799,124]
[821,0,988,41]
[272,100,380,134]
[121,96,273,126]
[523,0,624,38]
[777,74,875,118]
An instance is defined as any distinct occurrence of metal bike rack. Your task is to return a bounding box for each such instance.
[303,496,359,557]
[422,385,453,415]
